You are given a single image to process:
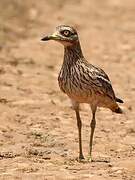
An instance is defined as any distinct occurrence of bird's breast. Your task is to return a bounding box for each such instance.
[58,69,93,103]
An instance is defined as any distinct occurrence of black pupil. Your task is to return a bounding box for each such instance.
[64,31,69,35]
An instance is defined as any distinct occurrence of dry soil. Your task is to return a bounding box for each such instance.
[0,0,135,179]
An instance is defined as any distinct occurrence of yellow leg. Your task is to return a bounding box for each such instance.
[88,106,97,162]
[75,110,84,160]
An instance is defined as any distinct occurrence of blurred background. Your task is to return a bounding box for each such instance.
[0,0,135,179]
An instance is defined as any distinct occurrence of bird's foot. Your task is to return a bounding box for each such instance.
[87,155,93,162]
[78,154,85,162]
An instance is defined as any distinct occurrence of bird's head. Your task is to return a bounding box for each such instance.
[41,25,79,47]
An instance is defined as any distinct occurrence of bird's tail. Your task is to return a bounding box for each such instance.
[111,103,123,114]
[116,97,124,103]
[113,106,123,114]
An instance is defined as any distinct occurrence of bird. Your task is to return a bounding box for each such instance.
[41,25,123,161]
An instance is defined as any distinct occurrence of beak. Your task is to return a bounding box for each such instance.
[41,32,59,41]
[41,35,51,41]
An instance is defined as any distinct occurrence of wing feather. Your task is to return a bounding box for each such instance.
[86,63,116,100]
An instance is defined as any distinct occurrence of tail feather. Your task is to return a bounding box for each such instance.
[116,97,124,103]
[114,107,123,114]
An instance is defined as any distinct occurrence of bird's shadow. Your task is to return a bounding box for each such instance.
[92,158,110,163]
[76,157,111,164]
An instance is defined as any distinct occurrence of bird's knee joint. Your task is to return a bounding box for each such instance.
[90,120,96,129]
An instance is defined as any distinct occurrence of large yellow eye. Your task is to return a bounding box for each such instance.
[63,30,70,37]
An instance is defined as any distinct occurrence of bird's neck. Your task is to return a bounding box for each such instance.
[64,41,84,66]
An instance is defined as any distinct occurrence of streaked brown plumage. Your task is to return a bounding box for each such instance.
[41,25,123,161]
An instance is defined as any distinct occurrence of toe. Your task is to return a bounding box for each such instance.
[87,155,92,162]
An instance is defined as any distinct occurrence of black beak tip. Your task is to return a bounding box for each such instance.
[41,36,50,41]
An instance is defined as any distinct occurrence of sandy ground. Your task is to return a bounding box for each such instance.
[0,0,135,179]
